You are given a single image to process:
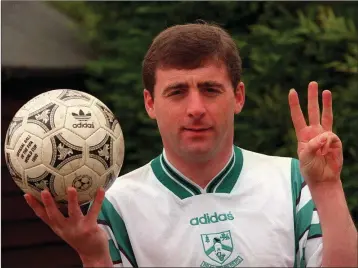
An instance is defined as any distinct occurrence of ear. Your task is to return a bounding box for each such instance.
[234,82,245,114]
[143,89,156,119]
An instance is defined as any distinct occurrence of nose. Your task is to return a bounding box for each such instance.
[186,91,206,120]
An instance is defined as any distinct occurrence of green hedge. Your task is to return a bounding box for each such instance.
[50,2,358,222]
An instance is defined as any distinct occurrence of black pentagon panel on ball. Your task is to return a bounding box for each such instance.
[5,117,24,146]
[89,134,114,170]
[27,103,59,133]
[50,133,83,170]
[57,89,91,102]
[27,171,58,197]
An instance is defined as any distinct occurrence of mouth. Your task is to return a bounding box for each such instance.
[183,127,212,132]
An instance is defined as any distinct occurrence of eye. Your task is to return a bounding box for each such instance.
[205,88,221,94]
[168,89,183,96]
[167,88,189,97]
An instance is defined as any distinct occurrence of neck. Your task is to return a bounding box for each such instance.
[164,146,234,189]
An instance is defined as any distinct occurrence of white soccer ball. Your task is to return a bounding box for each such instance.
[4,89,125,205]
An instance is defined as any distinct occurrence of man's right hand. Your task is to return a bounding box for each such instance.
[24,187,113,267]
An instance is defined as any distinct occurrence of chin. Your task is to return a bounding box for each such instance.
[181,145,215,160]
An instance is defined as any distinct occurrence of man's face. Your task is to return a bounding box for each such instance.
[144,61,245,162]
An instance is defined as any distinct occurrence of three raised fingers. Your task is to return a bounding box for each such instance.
[289,82,333,133]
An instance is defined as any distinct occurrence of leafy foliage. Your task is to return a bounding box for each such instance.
[50,2,358,222]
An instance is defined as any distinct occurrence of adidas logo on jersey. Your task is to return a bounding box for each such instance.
[190,212,234,226]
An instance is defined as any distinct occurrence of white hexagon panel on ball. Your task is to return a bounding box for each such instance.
[13,132,43,170]
[64,106,100,140]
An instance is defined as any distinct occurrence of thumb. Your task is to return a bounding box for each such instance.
[299,133,328,164]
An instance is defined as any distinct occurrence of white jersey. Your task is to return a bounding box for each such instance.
[95,146,323,267]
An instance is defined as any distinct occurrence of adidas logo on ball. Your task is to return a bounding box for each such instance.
[72,109,94,128]
[72,122,94,128]
[72,109,91,121]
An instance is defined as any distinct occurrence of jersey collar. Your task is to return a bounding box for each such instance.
[150,146,243,200]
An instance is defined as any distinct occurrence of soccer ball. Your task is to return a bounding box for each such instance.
[4,89,125,205]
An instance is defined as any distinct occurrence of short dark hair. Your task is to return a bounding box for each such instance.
[142,22,242,97]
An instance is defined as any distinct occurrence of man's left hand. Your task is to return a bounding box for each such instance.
[288,81,343,185]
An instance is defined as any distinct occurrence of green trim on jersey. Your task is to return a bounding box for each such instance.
[109,239,122,263]
[206,152,235,193]
[291,158,323,268]
[151,146,243,199]
[291,158,301,267]
[296,200,314,238]
[151,156,200,199]
[210,146,243,194]
[161,156,202,196]
[308,223,322,239]
[98,198,138,268]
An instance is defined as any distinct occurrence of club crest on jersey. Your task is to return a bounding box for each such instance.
[200,230,243,267]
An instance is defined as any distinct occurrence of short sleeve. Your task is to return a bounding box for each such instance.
[291,158,323,267]
[88,197,138,267]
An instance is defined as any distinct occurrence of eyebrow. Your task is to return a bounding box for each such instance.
[162,80,225,96]
[162,82,189,95]
[197,81,225,90]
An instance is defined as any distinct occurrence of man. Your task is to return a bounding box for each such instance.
[25,22,357,267]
